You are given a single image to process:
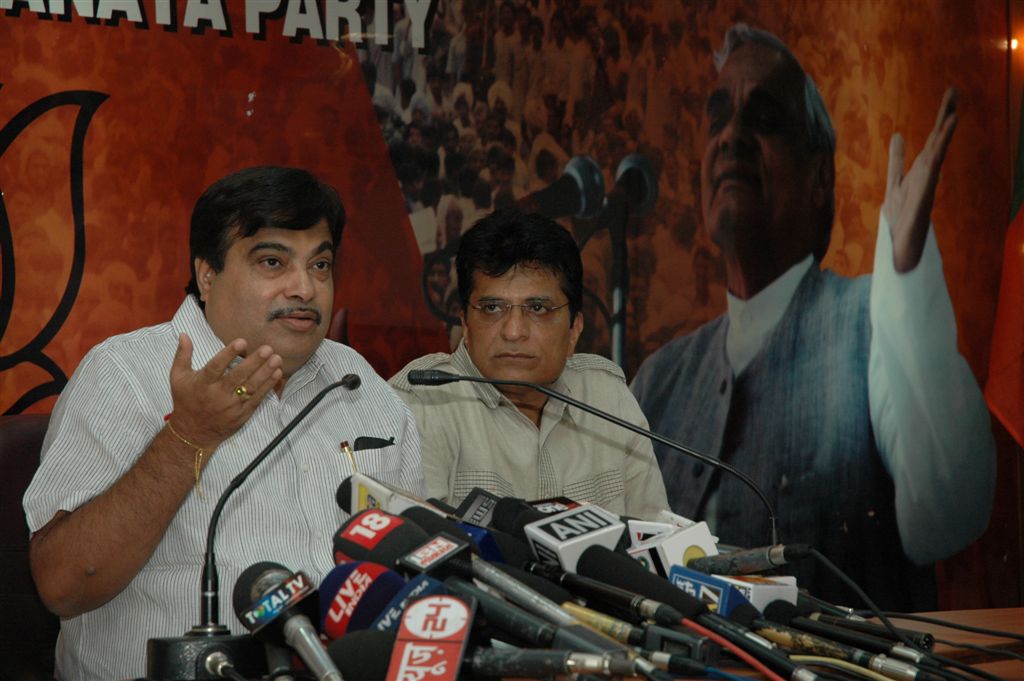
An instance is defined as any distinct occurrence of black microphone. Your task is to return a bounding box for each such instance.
[572,546,828,681]
[764,601,932,667]
[517,155,606,219]
[687,544,812,576]
[406,369,780,544]
[147,373,361,678]
[729,604,934,681]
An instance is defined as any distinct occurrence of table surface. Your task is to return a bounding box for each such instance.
[881,608,1023,680]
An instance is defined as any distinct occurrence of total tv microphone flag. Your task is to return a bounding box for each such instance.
[986,88,1024,447]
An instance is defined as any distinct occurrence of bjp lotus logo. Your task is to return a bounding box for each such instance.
[0,89,107,414]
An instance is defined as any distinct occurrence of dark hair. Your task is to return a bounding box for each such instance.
[456,208,582,323]
[186,166,345,303]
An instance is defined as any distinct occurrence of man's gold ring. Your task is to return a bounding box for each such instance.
[234,385,251,401]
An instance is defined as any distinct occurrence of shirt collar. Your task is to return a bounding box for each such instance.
[451,340,574,421]
[725,255,814,374]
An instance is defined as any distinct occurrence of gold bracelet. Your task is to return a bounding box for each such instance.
[165,420,207,497]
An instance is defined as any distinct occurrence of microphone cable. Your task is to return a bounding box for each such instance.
[807,548,996,681]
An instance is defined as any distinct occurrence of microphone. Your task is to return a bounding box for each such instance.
[369,574,449,632]
[796,597,934,650]
[517,155,606,219]
[202,374,362,627]
[336,509,645,666]
[687,544,812,576]
[232,562,343,681]
[519,503,627,572]
[628,521,720,577]
[329,625,682,680]
[385,594,477,681]
[453,486,502,525]
[730,604,935,681]
[317,561,407,640]
[335,473,447,518]
[333,508,429,565]
[763,601,932,666]
[444,578,673,681]
[147,373,361,679]
[558,600,718,664]
[572,546,829,681]
[406,369,780,544]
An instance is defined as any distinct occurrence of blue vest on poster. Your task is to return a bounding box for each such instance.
[632,266,936,611]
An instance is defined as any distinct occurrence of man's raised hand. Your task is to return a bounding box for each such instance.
[884,87,958,273]
[167,333,283,453]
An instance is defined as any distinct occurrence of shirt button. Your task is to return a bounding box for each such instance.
[718,378,728,394]
[692,462,704,477]
[301,464,309,473]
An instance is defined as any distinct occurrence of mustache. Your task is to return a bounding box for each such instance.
[267,306,322,325]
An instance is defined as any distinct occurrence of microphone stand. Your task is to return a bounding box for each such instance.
[409,370,779,545]
[200,373,361,628]
[147,374,360,680]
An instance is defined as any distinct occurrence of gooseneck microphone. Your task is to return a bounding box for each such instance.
[406,369,780,544]
[147,373,361,679]
[199,372,361,629]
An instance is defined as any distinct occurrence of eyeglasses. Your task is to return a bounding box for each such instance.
[469,299,570,324]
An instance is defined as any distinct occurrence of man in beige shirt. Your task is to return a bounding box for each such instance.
[391,208,668,518]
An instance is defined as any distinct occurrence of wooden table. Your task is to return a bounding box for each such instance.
[883,608,1023,680]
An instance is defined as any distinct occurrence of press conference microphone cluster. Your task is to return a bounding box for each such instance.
[406,367,781,545]
[220,468,940,681]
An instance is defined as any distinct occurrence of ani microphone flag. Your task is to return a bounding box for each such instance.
[984,92,1024,447]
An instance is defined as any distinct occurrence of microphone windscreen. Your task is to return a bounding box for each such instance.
[341,373,361,390]
[333,509,429,565]
[576,545,706,619]
[336,477,353,513]
[763,599,799,625]
[369,574,448,632]
[794,596,819,617]
[327,629,396,681]
[318,561,407,640]
[231,561,291,620]
[614,154,657,215]
[491,497,540,537]
[462,525,534,567]
[406,369,458,385]
[728,603,761,628]
[490,531,535,568]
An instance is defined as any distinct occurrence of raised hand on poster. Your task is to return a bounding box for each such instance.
[883,87,958,273]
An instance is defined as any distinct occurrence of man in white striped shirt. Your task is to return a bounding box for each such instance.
[23,166,425,681]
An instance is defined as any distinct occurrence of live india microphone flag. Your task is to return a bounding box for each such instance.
[985,89,1024,447]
